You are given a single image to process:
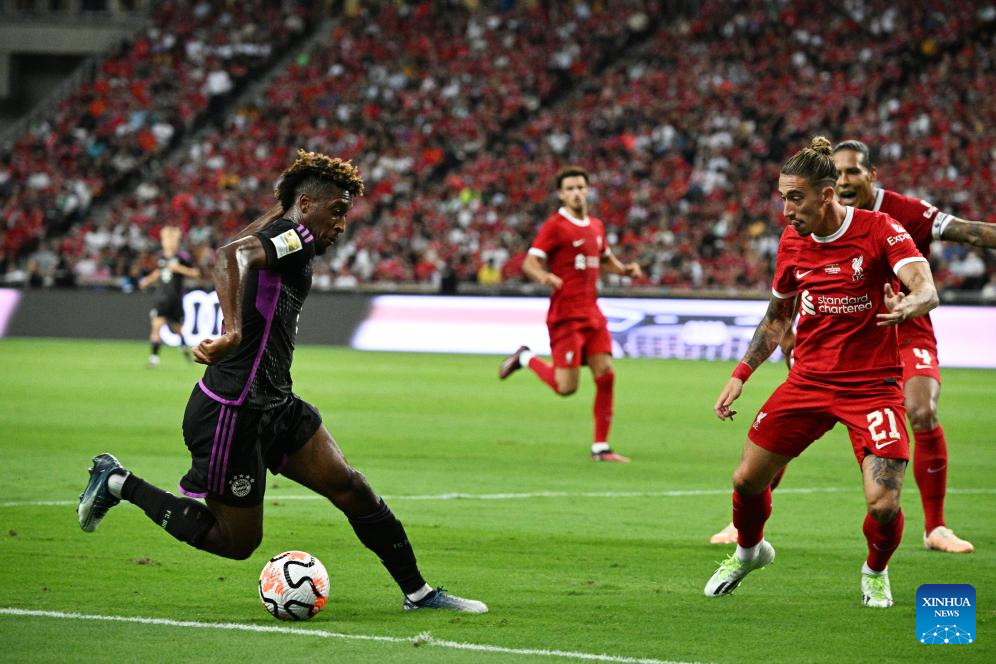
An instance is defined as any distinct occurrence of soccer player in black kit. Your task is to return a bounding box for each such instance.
[139,225,200,366]
[78,150,487,613]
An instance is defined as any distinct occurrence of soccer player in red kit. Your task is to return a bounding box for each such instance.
[833,140,996,553]
[710,140,995,550]
[498,166,642,462]
[704,137,938,608]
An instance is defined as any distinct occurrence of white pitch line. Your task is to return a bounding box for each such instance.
[2,486,995,509]
[0,608,697,664]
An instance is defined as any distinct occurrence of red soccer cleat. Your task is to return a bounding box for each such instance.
[498,345,530,380]
[591,450,631,463]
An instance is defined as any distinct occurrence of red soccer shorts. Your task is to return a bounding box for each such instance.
[548,316,612,369]
[900,340,942,384]
[747,376,910,465]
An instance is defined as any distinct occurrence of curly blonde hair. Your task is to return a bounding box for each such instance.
[274,149,365,210]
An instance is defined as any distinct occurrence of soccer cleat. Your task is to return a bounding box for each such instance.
[78,453,124,533]
[704,540,775,597]
[498,345,530,379]
[923,526,974,554]
[710,522,739,545]
[180,346,193,363]
[403,587,488,614]
[861,567,893,608]
[147,355,160,368]
[591,450,631,463]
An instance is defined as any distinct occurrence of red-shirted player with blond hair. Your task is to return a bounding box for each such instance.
[710,140,995,552]
[704,137,938,608]
[498,166,642,462]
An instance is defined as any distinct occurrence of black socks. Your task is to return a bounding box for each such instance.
[121,474,216,548]
[349,500,427,595]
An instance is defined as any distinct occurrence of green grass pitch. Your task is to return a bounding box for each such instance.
[1,338,993,663]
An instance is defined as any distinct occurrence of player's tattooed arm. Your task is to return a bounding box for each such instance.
[742,296,797,369]
[941,218,996,249]
[714,296,794,420]
[192,236,268,365]
[870,456,907,491]
[877,261,939,326]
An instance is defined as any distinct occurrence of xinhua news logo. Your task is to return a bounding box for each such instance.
[917,584,975,645]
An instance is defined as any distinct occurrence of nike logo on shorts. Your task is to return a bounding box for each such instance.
[795,269,813,279]
[874,440,897,450]
[572,239,585,247]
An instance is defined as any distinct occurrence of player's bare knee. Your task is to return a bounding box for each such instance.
[556,383,578,396]
[866,497,900,524]
[225,532,262,560]
[732,470,766,495]
[907,403,938,431]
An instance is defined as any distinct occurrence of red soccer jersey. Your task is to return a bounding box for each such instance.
[871,188,953,347]
[529,207,610,325]
[772,206,927,383]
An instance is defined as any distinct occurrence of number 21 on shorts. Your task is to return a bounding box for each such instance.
[867,408,901,448]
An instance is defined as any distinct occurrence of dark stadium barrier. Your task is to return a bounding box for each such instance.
[2,289,995,369]
[0,288,372,347]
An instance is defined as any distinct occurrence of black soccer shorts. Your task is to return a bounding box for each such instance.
[151,296,184,325]
[178,385,323,506]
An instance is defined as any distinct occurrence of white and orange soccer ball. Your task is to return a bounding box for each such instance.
[258,551,329,621]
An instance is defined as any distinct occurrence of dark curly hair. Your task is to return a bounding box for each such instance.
[274,149,365,211]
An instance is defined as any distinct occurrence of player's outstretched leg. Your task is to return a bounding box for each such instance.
[78,453,123,532]
[861,564,893,608]
[498,345,530,379]
[710,467,786,544]
[79,453,226,553]
[704,540,776,597]
[284,426,487,613]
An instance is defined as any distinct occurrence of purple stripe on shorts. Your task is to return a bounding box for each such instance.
[217,408,239,495]
[178,484,208,499]
[214,406,234,494]
[207,405,229,493]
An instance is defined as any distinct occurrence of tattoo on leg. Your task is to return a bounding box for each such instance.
[871,456,907,491]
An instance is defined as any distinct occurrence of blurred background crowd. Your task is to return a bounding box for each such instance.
[2,0,994,298]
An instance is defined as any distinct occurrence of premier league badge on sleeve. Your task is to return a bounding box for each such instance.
[917,584,975,644]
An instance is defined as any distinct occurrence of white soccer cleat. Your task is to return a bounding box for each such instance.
[704,540,775,597]
[709,522,738,545]
[861,566,893,608]
[923,526,974,554]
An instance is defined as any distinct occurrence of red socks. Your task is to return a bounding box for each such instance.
[733,487,772,548]
[527,356,559,392]
[912,426,948,533]
[593,371,614,443]
[863,510,905,572]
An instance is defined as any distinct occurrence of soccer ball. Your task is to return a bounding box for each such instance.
[258,551,329,621]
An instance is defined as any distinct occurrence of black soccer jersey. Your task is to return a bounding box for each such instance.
[199,219,317,410]
[154,251,194,303]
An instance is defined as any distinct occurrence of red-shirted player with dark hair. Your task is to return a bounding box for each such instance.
[704,137,938,608]
[710,140,995,551]
[498,166,642,462]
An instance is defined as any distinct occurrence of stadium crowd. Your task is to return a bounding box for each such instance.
[1,0,994,297]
